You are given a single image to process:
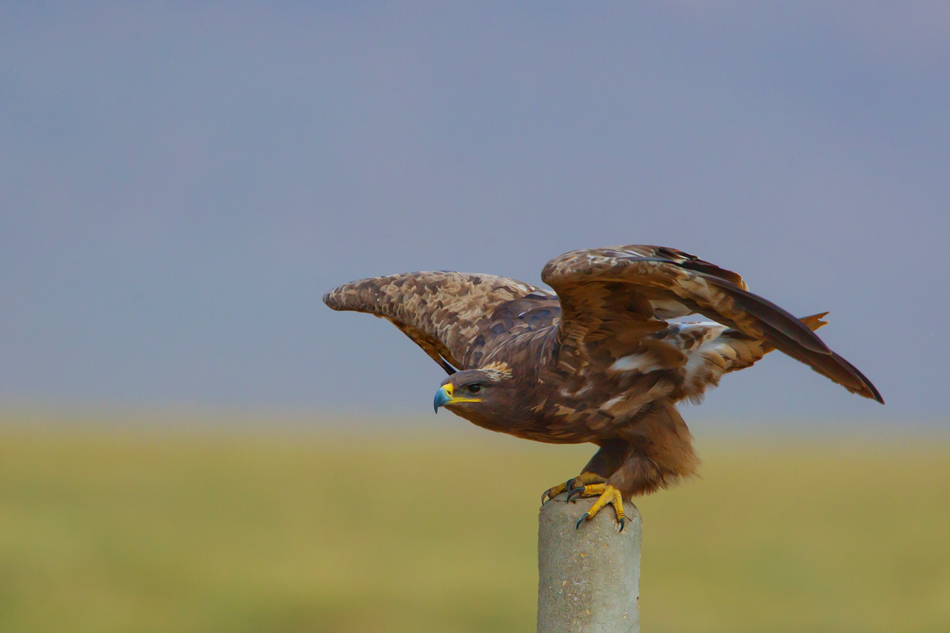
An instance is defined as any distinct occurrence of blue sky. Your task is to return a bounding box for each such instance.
[1,2,947,423]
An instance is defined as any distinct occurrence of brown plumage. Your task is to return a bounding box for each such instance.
[324,245,882,519]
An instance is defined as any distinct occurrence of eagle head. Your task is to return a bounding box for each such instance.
[433,364,516,422]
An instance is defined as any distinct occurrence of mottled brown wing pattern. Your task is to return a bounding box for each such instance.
[538,246,744,387]
[323,272,558,372]
[542,245,882,403]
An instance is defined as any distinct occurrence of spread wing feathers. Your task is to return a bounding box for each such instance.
[669,313,828,402]
[323,272,557,372]
[542,245,883,403]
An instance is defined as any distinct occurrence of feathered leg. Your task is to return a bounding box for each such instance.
[575,402,700,530]
[540,439,628,504]
[610,402,699,497]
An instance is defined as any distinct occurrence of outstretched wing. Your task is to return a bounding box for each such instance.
[323,272,559,373]
[541,245,882,403]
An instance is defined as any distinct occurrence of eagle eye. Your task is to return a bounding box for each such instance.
[468,384,482,394]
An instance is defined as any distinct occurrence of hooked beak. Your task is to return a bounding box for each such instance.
[433,384,453,413]
[433,383,481,413]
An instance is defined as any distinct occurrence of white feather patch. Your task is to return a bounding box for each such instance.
[481,361,513,380]
[609,354,660,374]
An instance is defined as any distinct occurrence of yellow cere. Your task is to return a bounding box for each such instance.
[439,383,481,405]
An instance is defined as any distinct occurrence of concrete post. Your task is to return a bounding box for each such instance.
[537,493,641,633]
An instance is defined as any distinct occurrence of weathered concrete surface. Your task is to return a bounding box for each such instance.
[538,493,641,633]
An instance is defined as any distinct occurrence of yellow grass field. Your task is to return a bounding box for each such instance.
[0,412,948,633]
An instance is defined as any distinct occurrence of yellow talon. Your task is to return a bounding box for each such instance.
[541,472,607,504]
[573,484,626,531]
[541,482,568,504]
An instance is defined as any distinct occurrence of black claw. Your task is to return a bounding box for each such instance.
[618,517,626,533]
[566,487,585,503]
[575,514,589,529]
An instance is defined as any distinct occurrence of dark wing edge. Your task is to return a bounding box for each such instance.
[323,271,546,373]
[542,245,883,404]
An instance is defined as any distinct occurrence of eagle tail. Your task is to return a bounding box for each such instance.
[798,312,829,332]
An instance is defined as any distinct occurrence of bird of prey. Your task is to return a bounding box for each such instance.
[324,245,882,530]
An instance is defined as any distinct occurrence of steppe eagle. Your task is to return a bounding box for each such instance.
[323,245,882,530]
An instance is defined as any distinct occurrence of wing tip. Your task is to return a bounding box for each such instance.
[849,381,884,404]
[856,384,885,405]
[864,380,885,405]
[322,280,380,312]
[832,352,884,404]
[322,288,343,310]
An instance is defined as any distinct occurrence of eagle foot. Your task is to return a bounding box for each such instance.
[540,472,607,505]
[571,484,626,533]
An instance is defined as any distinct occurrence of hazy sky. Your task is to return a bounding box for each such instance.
[1,3,948,424]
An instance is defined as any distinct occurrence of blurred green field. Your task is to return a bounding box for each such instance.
[0,413,948,633]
